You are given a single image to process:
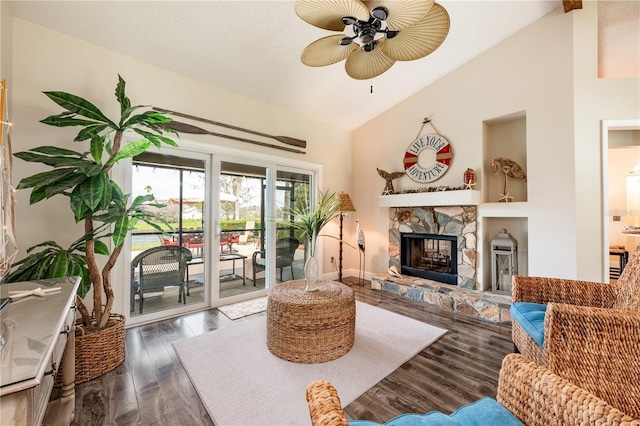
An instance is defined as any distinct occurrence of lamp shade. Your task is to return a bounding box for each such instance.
[338,192,356,213]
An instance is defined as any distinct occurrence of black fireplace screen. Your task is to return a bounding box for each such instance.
[400,233,457,285]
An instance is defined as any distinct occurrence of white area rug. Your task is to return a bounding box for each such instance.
[173,301,447,426]
[217,296,268,320]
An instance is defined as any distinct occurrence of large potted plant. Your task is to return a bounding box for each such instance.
[7,75,177,382]
[288,190,351,291]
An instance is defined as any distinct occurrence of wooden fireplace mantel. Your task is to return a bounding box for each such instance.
[377,190,480,208]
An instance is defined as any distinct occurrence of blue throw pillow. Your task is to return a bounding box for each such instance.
[510,302,547,347]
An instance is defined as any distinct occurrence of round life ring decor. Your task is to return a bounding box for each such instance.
[403,133,453,183]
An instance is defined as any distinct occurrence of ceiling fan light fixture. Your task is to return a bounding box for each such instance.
[385,30,399,39]
[371,6,388,21]
[342,16,357,26]
[339,36,354,46]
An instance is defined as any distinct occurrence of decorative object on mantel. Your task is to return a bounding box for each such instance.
[356,220,366,285]
[463,168,477,189]
[404,117,453,183]
[490,157,527,202]
[337,192,356,283]
[491,229,518,295]
[294,0,450,80]
[385,185,469,195]
[376,168,405,195]
[153,107,306,149]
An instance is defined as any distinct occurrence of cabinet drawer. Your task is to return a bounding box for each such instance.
[34,308,73,425]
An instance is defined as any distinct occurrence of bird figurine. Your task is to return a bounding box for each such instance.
[356,220,366,285]
[490,157,527,202]
[376,168,405,195]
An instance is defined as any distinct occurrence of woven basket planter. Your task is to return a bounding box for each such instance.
[55,313,126,386]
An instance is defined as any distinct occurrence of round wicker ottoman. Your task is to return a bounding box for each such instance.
[267,280,356,363]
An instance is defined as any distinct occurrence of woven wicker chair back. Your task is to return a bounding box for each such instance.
[613,243,640,311]
[131,246,193,292]
[275,237,299,268]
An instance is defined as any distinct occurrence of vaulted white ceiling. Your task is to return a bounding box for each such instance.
[9,1,561,130]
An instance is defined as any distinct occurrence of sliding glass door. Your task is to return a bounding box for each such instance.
[218,161,267,299]
[123,143,319,323]
[129,152,208,318]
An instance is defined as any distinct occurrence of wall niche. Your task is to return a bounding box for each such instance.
[483,111,528,204]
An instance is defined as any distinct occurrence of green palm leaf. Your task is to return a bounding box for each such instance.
[43,91,117,128]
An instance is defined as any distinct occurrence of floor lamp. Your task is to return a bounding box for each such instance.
[337,192,356,283]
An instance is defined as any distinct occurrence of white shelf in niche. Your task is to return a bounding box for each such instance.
[478,201,529,217]
[378,190,480,207]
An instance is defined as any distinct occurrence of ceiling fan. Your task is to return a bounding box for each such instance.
[295,0,450,80]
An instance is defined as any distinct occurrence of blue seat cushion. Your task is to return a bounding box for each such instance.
[450,397,523,425]
[350,411,458,425]
[348,398,522,425]
[510,302,547,347]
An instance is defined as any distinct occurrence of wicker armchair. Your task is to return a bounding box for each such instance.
[131,246,192,314]
[305,354,639,426]
[251,237,299,285]
[511,244,640,419]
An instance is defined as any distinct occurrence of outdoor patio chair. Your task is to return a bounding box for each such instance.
[158,234,178,246]
[131,246,193,314]
[511,243,640,418]
[238,220,256,244]
[252,237,299,285]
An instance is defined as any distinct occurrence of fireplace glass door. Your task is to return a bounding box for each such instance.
[401,233,458,285]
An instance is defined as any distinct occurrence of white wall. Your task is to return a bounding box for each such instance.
[11,18,352,314]
[353,3,639,282]
[573,1,640,280]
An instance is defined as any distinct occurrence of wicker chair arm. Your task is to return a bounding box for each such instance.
[512,275,617,307]
[306,380,349,426]
[543,303,640,418]
[497,354,639,425]
[252,250,265,263]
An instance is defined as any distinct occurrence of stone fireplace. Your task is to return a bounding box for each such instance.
[389,205,477,290]
[375,192,510,323]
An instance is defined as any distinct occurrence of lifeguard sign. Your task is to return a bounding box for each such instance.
[403,133,453,183]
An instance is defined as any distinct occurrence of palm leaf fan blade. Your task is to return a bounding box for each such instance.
[302,35,359,67]
[380,3,449,61]
[295,0,369,31]
[363,0,434,30]
[345,45,395,80]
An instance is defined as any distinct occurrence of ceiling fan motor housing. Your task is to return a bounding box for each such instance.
[355,19,382,45]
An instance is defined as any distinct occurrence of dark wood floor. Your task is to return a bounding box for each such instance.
[70,278,513,425]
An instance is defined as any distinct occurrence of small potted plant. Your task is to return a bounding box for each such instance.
[288,189,351,290]
[7,75,177,382]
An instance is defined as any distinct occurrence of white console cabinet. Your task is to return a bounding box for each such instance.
[1,277,79,426]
